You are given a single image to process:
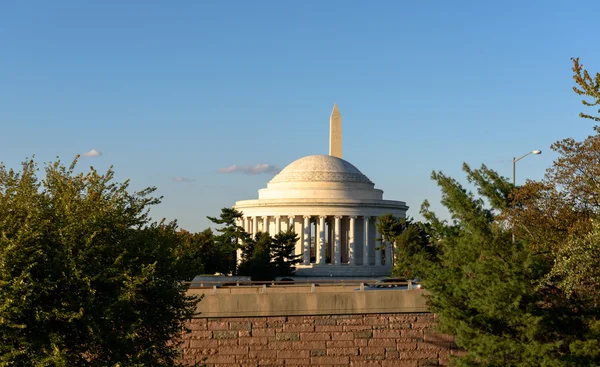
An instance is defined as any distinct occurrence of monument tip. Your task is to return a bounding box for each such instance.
[329,103,342,158]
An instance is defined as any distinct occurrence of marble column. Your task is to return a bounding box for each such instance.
[349,216,356,265]
[334,216,342,265]
[290,215,301,257]
[375,223,382,265]
[244,217,249,233]
[303,215,311,265]
[314,218,320,264]
[274,215,281,235]
[327,218,334,262]
[262,216,268,234]
[385,240,393,266]
[252,216,258,237]
[318,216,326,265]
[363,216,370,266]
[235,218,243,265]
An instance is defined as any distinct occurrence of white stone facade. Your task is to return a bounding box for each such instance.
[234,154,408,277]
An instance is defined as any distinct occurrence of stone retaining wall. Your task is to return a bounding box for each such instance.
[180,313,463,366]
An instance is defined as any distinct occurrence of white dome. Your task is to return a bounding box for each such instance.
[269,155,373,184]
[256,155,381,201]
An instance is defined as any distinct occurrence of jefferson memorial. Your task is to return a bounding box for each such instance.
[234,105,408,277]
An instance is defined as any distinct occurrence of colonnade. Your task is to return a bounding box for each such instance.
[237,215,393,267]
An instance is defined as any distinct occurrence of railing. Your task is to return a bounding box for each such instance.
[183,279,421,294]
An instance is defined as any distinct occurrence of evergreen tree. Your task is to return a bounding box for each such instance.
[392,218,434,278]
[207,208,248,275]
[376,214,402,267]
[271,230,302,277]
[237,230,301,281]
[402,164,600,366]
[177,228,218,275]
[397,59,600,366]
[238,232,272,281]
[0,157,200,367]
[572,57,600,123]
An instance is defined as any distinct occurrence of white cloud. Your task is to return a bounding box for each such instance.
[173,176,196,182]
[218,164,280,175]
[83,149,102,157]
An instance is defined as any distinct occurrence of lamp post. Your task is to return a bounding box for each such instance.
[511,149,541,242]
[512,150,542,186]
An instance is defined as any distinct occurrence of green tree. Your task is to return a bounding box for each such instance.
[238,232,272,281]
[392,218,434,278]
[174,229,208,276]
[177,228,230,275]
[403,164,600,366]
[398,64,600,361]
[207,208,248,275]
[237,230,301,281]
[376,214,402,267]
[0,157,201,367]
[572,57,600,123]
[499,59,600,307]
[270,230,302,277]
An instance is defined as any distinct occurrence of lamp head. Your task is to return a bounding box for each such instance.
[532,150,542,155]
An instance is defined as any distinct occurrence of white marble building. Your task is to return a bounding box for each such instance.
[233,105,408,276]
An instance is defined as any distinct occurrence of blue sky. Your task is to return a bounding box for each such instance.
[2,1,599,231]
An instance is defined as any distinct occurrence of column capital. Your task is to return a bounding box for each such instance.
[334,215,343,219]
[349,216,357,219]
[273,215,281,219]
[319,215,327,219]
[303,215,311,219]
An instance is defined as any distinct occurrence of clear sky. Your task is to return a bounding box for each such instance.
[2,1,599,231]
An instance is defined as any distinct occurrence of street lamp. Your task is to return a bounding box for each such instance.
[512,150,542,186]
[511,149,541,243]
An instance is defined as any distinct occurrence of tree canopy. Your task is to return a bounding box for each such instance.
[0,158,201,367]
[237,229,302,281]
[396,164,599,366]
[394,58,600,366]
[206,208,249,275]
[572,57,600,123]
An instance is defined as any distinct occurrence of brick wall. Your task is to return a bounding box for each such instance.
[180,313,463,366]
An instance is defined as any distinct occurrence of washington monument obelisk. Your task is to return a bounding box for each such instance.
[329,104,342,158]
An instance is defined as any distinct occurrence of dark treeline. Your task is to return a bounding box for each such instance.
[180,207,302,281]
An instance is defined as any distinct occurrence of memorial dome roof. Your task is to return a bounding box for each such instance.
[269,155,373,184]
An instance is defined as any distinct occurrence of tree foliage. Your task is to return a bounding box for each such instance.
[572,57,600,123]
[237,230,301,281]
[0,157,201,367]
[238,232,273,281]
[399,164,599,366]
[393,218,434,278]
[395,59,600,366]
[207,208,248,275]
[177,228,235,276]
[376,214,402,266]
[270,230,303,277]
